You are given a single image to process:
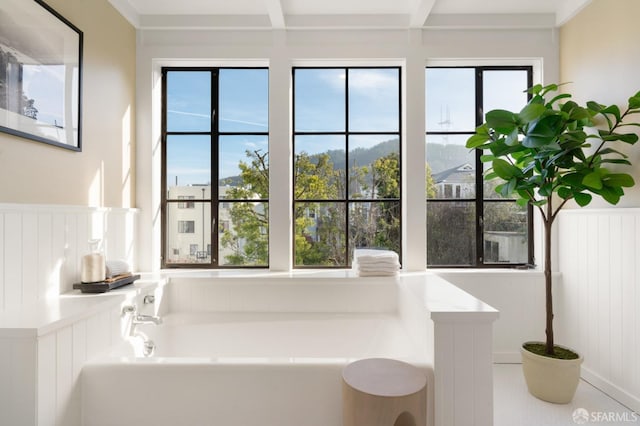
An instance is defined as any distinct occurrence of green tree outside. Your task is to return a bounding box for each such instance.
[220,145,402,267]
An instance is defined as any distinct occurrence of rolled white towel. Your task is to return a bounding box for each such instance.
[105,259,131,278]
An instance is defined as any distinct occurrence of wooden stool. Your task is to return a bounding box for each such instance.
[342,358,427,426]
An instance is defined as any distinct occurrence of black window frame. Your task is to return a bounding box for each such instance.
[292,66,403,268]
[161,66,269,269]
[426,65,535,268]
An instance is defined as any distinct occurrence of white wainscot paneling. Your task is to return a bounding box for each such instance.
[0,337,37,426]
[0,204,138,312]
[557,208,640,413]
[437,271,546,363]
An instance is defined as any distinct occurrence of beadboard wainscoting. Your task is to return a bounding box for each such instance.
[0,307,120,426]
[0,204,137,312]
[557,208,640,413]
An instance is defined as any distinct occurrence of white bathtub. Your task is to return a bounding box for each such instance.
[82,281,432,426]
[81,273,498,426]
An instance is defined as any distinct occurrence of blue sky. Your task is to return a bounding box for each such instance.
[425,67,528,134]
[166,67,526,187]
[166,69,268,186]
[425,67,529,171]
[166,67,400,187]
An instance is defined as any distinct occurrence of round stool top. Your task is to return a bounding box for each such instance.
[342,358,426,397]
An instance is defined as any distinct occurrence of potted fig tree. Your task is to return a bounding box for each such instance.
[466,83,640,403]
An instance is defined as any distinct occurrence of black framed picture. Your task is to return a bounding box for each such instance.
[0,0,83,151]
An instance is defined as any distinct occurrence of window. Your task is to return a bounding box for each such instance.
[162,68,269,268]
[293,67,401,267]
[178,220,195,233]
[177,195,195,209]
[425,66,533,267]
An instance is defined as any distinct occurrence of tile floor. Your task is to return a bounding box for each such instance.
[494,364,640,426]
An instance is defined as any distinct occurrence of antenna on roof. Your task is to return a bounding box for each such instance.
[437,105,452,130]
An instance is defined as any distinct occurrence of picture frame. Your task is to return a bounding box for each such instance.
[0,0,83,151]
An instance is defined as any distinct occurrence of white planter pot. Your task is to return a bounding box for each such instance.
[521,342,583,404]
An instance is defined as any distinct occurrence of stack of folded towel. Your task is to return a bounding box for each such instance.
[353,249,400,277]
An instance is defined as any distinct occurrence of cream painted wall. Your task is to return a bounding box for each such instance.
[561,0,640,208]
[0,0,136,208]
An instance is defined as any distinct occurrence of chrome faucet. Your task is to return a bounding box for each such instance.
[133,313,163,325]
[122,304,163,325]
[122,304,160,357]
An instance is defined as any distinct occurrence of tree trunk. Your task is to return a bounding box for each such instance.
[544,218,554,355]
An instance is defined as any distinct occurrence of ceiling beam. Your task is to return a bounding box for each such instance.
[107,0,141,28]
[409,0,436,28]
[555,0,592,26]
[264,0,285,29]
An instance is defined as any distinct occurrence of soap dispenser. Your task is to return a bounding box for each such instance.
[81,239,106,283]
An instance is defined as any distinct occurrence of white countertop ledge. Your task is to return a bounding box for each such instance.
[0,279,163,338]
[400,272,499,322]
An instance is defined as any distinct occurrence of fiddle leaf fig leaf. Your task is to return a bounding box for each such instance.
[466,132,491,149]
[486,109,518,135]
[574,192,592,207]
[528,84,543,95]
[484,171,498,180]
[600,186,622,204]
[557,186,572,200]
[601,159,632,165]
[548,93,572,107]
[629,92,640,109]
[492,159,520,180]
[619,133,639,144]
[601,104,621,122]
[540,84,559,96]
[523,115,564,147]
[519,103,547,123]
[600,132,638,144]
[466,125,491,148]
[583,172,603,189]
[587,101,604,113]
[596,147,628,158]
[605,173,635,187]
[505,127,520,146]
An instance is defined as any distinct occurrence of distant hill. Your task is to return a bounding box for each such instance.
[219,138,473,184]
[426,143,474,174]
[324,138,398,171]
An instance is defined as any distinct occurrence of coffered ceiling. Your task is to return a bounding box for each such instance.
[108,0,592,30]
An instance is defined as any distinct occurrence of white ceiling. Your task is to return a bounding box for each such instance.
[108,0,592,30]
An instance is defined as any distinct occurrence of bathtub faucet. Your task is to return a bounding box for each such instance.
[133,313,163,325]
[122,304,163,325]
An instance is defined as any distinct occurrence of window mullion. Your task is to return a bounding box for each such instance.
[211,68,219,267]
[475,68,485,266]
[344,68,350,266]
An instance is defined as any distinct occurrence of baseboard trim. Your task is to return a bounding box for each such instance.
[581,367,640,414]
